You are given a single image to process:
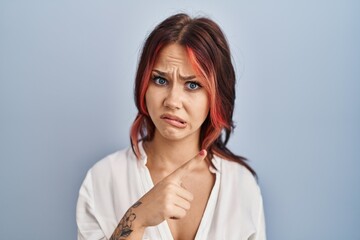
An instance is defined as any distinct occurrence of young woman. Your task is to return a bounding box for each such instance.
[77,13,266,240]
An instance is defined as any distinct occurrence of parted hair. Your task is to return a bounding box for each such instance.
[130,13,256,176]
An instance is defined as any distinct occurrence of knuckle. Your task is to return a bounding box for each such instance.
[164,203,173,213]
[179,209,187,218]
[165,183,174,190]
[166,182,178,192]
[188,193,194,201]
[187,192,194,202]
[164,194,172,203]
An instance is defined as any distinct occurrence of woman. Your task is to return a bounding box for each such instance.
[77,13,266,240]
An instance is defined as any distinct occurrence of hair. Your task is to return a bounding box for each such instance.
[130,13,256,177]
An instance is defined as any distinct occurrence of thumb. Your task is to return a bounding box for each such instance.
[168,149,207,183]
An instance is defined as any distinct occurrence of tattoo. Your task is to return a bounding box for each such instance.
[110,201,142,240]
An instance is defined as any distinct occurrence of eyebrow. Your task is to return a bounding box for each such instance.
[152,69,196,81]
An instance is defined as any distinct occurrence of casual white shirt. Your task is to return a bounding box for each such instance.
[76,143,266,240]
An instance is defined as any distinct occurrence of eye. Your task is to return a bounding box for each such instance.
[152,76,168,86]
[185,81,201,90]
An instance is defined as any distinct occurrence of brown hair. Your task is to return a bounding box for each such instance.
[130,13,256,177]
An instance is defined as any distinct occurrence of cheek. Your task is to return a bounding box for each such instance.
[145,86,161,113]
[193,94,210,122]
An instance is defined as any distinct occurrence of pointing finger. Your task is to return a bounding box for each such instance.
[167,149,207,182]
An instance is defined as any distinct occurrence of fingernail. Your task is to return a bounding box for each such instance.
[199,149,206,156]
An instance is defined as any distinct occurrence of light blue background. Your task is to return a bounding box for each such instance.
[1,1,359,239]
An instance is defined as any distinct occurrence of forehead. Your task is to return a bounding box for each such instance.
[153,43,196,75]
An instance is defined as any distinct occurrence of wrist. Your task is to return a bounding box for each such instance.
[110,201,145,240]
[130,203,146,231]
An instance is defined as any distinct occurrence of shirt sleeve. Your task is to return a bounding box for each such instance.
[249,195,266,240]
[76,170,108,240]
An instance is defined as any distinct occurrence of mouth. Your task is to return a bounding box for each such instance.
[160,114,187,128]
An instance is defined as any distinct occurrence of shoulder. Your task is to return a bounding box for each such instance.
[218,157,258,184]
[89,146,134,173]
[211,157,266,240]
[216,156,262,200]
[79,146,139,200]
[84,146,137,185]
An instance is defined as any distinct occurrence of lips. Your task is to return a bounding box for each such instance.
[160,114,187,128]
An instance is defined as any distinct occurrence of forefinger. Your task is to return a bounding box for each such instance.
[175,184,194,202]
[168,149,207,182]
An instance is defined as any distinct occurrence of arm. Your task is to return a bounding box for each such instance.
[76,171,107,240]
[109,202,145,240]
[249,196,266,240]
[109,150,208,240]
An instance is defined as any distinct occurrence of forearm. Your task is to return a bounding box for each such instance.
[110,202,145,240]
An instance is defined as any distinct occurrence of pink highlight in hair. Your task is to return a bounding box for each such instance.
[186,47,229,150]
[131,44,164,158]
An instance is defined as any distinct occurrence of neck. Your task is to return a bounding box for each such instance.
[144,131,201,172]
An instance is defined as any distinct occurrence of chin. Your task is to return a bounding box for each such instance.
[158,127,199,142]
[160,129,186,141]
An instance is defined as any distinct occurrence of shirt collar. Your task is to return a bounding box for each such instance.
[138,141,148,165]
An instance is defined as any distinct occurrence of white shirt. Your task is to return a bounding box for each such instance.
[76,143,266,240]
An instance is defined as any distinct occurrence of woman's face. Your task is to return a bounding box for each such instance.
[145,43,209,143]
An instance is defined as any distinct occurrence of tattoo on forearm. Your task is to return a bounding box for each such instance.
[110,201,142,240]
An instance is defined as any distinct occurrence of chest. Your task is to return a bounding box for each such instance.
[166,170,215,240]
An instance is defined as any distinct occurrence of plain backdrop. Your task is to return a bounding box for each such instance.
[1,1,359,239]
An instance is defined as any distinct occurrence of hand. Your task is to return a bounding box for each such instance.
[134,149,207,228]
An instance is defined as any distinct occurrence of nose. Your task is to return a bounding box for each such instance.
[163,85,183,110]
